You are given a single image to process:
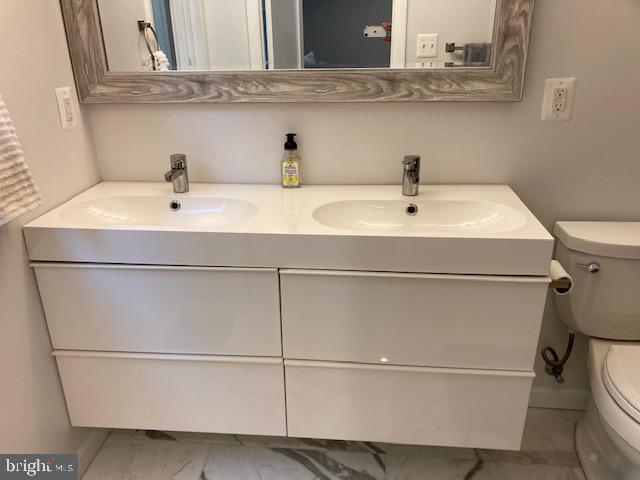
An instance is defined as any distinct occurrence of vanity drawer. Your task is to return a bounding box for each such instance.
[280,270,548,370]
[55,351,286,435]
[34,264,281,356]
[285,360,533,450]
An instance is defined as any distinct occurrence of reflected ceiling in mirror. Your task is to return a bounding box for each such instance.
[98,0,497,72]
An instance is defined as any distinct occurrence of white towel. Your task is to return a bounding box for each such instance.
[153,50,170,71]
[0,94,41,226]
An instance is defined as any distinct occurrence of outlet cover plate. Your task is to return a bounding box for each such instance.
[55,86,78,131]
[541,77,576,122]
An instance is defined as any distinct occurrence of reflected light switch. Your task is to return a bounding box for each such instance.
[417,34,438,58]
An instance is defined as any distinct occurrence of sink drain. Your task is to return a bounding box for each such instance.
[406,204,418,216]
[169,200,181,212]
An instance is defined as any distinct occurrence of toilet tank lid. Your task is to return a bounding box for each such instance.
[555,222,640,259]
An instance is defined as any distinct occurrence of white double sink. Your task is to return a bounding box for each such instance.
[24,182,552,275]
[59,187,526,234]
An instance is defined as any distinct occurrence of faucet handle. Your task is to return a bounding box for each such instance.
[402,155,421,169]
[170,153,187,169]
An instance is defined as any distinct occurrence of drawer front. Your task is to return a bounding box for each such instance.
[281,270,548,370]
[55,351,286,436]
[34,264,281,356]
[285,360,533,450]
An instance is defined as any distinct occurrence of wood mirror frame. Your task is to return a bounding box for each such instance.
[60,0,535,104]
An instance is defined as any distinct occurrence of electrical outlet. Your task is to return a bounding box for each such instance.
[415,61,436,68]
[541,78,576,122]
[55,87,78,131]
[417,34,438,58]
[553,88,568,110]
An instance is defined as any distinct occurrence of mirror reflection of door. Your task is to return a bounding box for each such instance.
[163,0,265,70]
[264,0,302,69]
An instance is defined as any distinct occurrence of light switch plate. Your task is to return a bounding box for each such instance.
[541,78,576,122]
[363,25,387,38]
[55,87,78,131]
[417,34,438,58]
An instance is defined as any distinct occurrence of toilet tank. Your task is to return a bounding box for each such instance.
[554,222,640,340]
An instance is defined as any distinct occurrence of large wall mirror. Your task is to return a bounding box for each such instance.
[99,0,498,71]
[61,0,534,103]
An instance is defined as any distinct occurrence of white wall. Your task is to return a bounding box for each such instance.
[98,0,154,71]
[404,0,496,67]
[86,0,640,408]
[0,1,100,452]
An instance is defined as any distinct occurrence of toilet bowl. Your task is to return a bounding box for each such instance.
[554,222,640,480]
[576,339,640,480]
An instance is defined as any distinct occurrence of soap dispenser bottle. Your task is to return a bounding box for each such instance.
[281,133,301,188]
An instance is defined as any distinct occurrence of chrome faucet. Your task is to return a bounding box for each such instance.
[164,154,189,193]
[402,155,421,196]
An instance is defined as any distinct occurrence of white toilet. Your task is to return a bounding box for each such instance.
[554,222,640,480]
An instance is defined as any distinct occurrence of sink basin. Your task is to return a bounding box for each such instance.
[312,200,527,234]
[25,183,553,276]
[60,195,258,227]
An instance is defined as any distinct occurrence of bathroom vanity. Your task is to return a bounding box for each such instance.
[24,183,553,450]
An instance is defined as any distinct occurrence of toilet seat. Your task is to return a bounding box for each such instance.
[589,339,640,455]
[604,345,640,424]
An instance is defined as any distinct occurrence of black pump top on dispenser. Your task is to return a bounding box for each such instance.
[285,133,297,150]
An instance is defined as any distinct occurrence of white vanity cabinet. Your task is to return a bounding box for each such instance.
[33,263,287,436]
[25,183,555,449]
[279,269,547,449]
[285,360,533,450]
[33,262,547,449]
[33,264,281,356]
[55,352,286,435]
[280,269,549,371]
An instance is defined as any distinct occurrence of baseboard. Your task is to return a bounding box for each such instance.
[76,429,110,477]
[529,385,590,411]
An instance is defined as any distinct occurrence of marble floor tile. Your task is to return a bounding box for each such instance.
[111,429,243,445]
[147,431,241,445]
[475,448,579,467]
[83,436,210,480]
[84,408,587,479]
[385,458,586,480]
[370,443,477,460]
[472,462,587,480]
[384,456,478,480]
[203,445,385,480]
[108,429,138,439]
[573,466,588,480]
[521,408,584,453]
[236,435,373,453]
[234,436,477,458]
